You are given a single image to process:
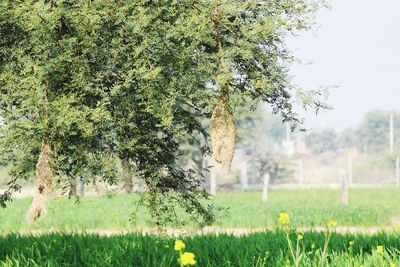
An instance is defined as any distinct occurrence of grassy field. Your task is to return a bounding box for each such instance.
[2,187,400,266]
[1,231,400,266]
[1,187,400,232]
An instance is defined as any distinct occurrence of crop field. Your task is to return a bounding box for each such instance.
[1,187,400,232]
[1,231,400,266]
[2,187,400,266]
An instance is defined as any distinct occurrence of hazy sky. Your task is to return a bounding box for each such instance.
[289,0,400,130]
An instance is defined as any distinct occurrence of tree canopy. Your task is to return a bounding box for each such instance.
[0,0,327,227]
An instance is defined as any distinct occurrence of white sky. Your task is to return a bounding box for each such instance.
[289,0,400,130]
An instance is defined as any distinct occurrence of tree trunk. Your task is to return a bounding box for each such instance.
[26,141,54,222]
[79,176,85,197]
[121,157,133,193]
[68,176,77,198]
[68,176,84,197]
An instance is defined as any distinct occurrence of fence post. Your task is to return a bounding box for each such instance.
[340,169,348,206]
[348,153,353,185]
[240,161,248,191]
[78,176,85,197]
[390,114,394,154]
[261,173,270,202]
[396,156,400,187]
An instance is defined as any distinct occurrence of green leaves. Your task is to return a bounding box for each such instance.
[0,0,326,226]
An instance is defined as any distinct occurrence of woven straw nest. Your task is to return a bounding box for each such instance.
[210,92,237,169]
[26,142,54,223]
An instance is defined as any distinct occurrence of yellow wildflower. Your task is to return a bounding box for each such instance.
[279,213,289,225]
[327,219,337,228]
[390,263,396,267]
[297,234,303,241]
[349,240,354,246]
[179,252,196,266]
[174,240,185,251]
[376,245,384,254]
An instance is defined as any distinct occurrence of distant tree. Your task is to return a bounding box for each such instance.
[355,111,400,154]
[305,129,337,154]
[236,105,287,148]
[257,112,287,145]
[356,111,388,153]
[305,111,400,154]
[254,149,293,184]
[336,128,355,149]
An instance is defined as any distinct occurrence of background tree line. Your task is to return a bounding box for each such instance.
[305,111,400,154]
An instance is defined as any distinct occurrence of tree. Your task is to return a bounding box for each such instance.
[336,128,355,150]
[236,107,287,148]
[174,0,328,168]
[254,149,293,184]
[0,0,217,226]
[305,129,338,154]
[1,0,327,226]
[355,111,400,154]
[0,0,119,220]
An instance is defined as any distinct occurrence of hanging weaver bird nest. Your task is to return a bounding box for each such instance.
[26,142,54,223]
[210,92,237,169]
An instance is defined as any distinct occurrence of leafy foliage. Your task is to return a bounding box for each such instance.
[305,129,338,154]
[254,150,293,184]
[0,0,327,226]
[355,111,400,154]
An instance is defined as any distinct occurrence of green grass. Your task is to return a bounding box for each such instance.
[2,187,400,266]
[1,187,400,232]
[1,231,400,266]
[214,187,400,228]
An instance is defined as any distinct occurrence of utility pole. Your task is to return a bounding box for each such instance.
[348,153,353,185]
[261,173,270,202]
[340,169,348,206]
[390,113,394,154]
[396,156,400,187]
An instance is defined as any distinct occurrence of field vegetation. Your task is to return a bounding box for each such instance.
[1,187,400,232]
[1,231,400,266]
